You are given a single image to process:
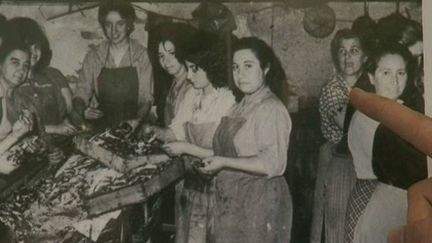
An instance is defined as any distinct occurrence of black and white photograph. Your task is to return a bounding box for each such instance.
[0,0,429,242]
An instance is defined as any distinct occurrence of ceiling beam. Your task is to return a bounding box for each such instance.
[0,0,422,3]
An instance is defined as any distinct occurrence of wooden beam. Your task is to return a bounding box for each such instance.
[0,0,422,3]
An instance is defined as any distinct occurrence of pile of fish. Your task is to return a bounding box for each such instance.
[0,136,47,175]
[0,150,178,242]
[90,124,164,158]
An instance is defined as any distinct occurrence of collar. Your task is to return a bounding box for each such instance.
[242,85,271,105]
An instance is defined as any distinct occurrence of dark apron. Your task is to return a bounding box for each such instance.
[211,116,292,243]
[95,43,139,130]
[175,122,218,243]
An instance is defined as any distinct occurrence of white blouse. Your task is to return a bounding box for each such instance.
[169,87,235,140]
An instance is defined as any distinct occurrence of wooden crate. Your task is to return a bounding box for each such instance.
[85,160,185,216]
[0,161,48,199]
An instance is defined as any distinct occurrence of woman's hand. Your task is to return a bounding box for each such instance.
[84,93,103,120]
[45,120,78,135]
[197,156,227,175]
[84,106,104,120]
[162,141,191,156]
[12,110,33,139]
[48,147,65,164]
[139,125,173,142]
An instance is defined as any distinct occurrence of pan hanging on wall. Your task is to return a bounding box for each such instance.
[303,4,336,38]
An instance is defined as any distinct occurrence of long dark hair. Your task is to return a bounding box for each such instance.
[0,39,29,65]
[184,31,229,88]
[150,22,197,75]
[7,17,51,71]
[232,37,288,103]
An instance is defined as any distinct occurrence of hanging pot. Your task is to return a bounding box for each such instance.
[351,0,376,37]
[351,0,376,51]
[303,4,336,38]
[376,0,410,44]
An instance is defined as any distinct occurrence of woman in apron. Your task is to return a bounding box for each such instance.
[311,28,373,243]
[345,42,423,243]
[7,17,76,164]
[145,33,235,243]
[195,37,292,243]
[74,0,153,131]
[0,39,33,157]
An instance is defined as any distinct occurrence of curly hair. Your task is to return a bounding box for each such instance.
[232,37,288,102]
[184,31,228,88]
[150,22,197,73]
[0,39,29,66]
[98,0,136,37]
[7,17,51,71]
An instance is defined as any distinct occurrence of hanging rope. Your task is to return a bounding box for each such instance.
[364,0,369,16]
[270,3,275,48]
[132,3,191,23]
[42,2,192,22]
[396,0,401,14]
[45,3,99,21]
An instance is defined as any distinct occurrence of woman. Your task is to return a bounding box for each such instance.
[345,42,424,243]
[0,39,33,156]
[146,33,235,243]
[7,17,76,163]
[74,0,153,131]
[151,22,196,127]
[377,16,424,102]
[311,28,373,243]
[0,39,34,241]
[194,37,292,243]
[319,28,372,145]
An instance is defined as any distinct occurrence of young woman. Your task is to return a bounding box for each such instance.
[151,23,196,126]
[7,17,76,163]
[311,29,374,243]
[345,42,424,243]
[196,37,292,243]
[145,33,235,243]
[74,0,153,131]
[0,40,33,156]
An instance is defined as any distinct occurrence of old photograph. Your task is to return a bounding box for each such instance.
[0,0,428,242]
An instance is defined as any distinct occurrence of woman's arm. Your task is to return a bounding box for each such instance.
[200,155,268,176]
[0,133,20,155]
[162,141,214,159]
[152,126,176,142]
[0,111,33,154]
[61,88,73,115]
[74,48,101,117]
[44,118,77,135]
[319,80,347,143]
[46,67,74,115]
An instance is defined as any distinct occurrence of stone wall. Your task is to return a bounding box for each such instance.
[0,2,422,99]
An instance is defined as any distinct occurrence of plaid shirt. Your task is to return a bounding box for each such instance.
[319,75,351,143]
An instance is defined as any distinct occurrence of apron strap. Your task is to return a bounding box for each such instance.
[103,39,134,67]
